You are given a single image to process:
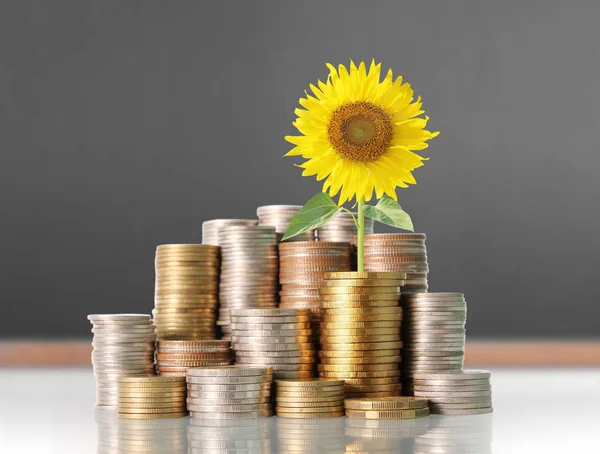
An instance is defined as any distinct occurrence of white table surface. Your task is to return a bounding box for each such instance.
[0,367,598,453]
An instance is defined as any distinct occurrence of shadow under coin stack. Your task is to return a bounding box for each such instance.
[117,376,187,419]
[188,418,272,454]
[155,340,232,377]
[318,272,404,398]
[401,293,467,395]
[217,225,279,340]
[186,366,273,419]
[274,379,345,418]
[344,396,430,420]
[414,413,493,454]
[257,205,314,242]
[153,244,220,340]
[88,314,156,410]
[231,308,315,379]
[364,234,429,294]
[276,418,345,454]
[413,370,493,415]
[201,219,258,246]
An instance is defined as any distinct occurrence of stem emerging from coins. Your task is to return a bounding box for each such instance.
[357,197,365,272]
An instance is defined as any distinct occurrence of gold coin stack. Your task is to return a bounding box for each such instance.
[117,376,187,419]
[201,219,258,246]
[257,205,315,242]
[344,396,430,419]
[275,379,345,418]
[276,418,345,454]
[363,234,429,294]
[318,272,405,398]
[155,340,232,377]
[153,244,220,340]
[188,418,272,453]
[186,366,273,419]
[231,308,315,379]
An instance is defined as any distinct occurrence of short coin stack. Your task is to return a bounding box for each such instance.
[401,293,467,395]
[217,225,279,339]
[186,366,273,419]
[275,379,345,418]
[413,370,493,415]
[155,340,231,377]
[344,396,430,419]
[315,211,374,243]
[364,234,429,294]
[231,308,315,379]
[257,204,314,242]
[88,314,156,409]
[188,418,272,453]
[117,376,187,419]
[201,219,258,245]
[318,272,404,397]
[153,244,220,340]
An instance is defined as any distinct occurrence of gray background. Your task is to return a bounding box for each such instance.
[1,0,598,339]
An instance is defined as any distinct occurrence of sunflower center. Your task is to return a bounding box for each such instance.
[328,101,393,162]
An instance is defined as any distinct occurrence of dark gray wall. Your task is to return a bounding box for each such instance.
[1,0,599,339]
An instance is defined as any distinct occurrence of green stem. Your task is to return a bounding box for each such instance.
[357,197,365,272]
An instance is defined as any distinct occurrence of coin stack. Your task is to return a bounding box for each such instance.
[117,376,187,419]
[186,366,273,419]
[276,417,345,453]
[202,219,258,246]
[363,234,429,294]
[401,293,467,395]
[315,211,374,242]
[414,413,493,454]
[231,308,315,379]
[257,205,314,242]
[153,244,220,340]
[155,340,232,377]
[217,225,279,339]
[88,314,156,409]
[413,370,493,415]
[344,396,430,419]
[318,272,404,398]
[188,418,272,453]
[274,379,345,418]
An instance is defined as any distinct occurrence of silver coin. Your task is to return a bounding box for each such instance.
[413,370,491,380]
[413,378,490,386]
[414,390,492,398]
[234,356,314,365]
[88,314,151,322]
[428,407,493,416]
[186,376,272,385]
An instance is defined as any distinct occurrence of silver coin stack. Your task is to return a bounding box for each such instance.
[401,293,467,395]
[88,314,156,409]
[186,366,273,419]
[202,219,258,246]
[276,418,346,453]
[231,308,316,380]
[414,413,493,454]
[188,418,272,453]
[217,225,279,339]
[315,211,374,242]
[257,205,314,242]
[413,370,493,415]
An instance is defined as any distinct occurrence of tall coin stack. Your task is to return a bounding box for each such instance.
[88,314,156,409]
[186,366,273,419]
[257,205,314,242]
[201,219,258,246]
[315,211,374,242]
[231,308,315,379]
[188,418,272,453]
[401,293,467,395]
[318,272,404,397]
[274,379,345,418]
[155,340,231,377]
[363,234,429,294]
[153,244,220,340]
[217,225,279,339]
[117,376,187,419]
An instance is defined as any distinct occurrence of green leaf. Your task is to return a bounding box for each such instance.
[363,195,415,231]
[282,193,343,240]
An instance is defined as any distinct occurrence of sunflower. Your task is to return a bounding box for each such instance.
[285,60,439,205]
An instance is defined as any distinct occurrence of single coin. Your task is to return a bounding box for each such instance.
[319,349,400,358]
[320,327,399,337]
[345,407,429,419]
[412,370,491,380]
[413,390,492,398]
[317,363,398,372]
[344,397,428,411]
[320,301,399,309]
[321,279,405,288]
[320,286,401,295]
[230,316,311,324]
[186,366,271,377]
[413,384,490,392]
[274,411,344,419]
[186,382,271,392]
[118,412,187,419]
[275,378,344,388]
[233,343,314,352]
[119,376,184,384]
[88,314,151,322]
[319,356,401,365]
[318,341,403,351]
[275,405,344,413]
[324,272,407,280]
[320,307,400,315]
[187,403,272,412]
[118,400,186,409]
[412,378,490,386]
[275,396,344,404]
[341,377,400,386]
[186,376,271,385]
[188,410,272,419]
[117,406,186,414]
[319,335,401,343]
[428,407,493,415]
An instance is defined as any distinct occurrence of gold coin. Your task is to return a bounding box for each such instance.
[320,306,400,314]
[118,376,185,384]
[275,411,344,418]
[321,301,399,310]
[317,363,399,372]
[275,405,344,413]
[118,401,185,409]
[321,279,404,288]
[345,408,429,419]
[319,286,401,295]
[344,396,428,411]
[344,383,403,393]
[318,356,401,365]
[117,406,186,414]
[342,377,400,385]
[319,335,401,343]
[318,341,403,351]
[275,378,344,388]
[324,272,407,280]
[319,327,399,336]
[275,395,345,404]
[118,397,186,404]
[118,411,187,419]
[322,321,401,329]
[319,349,400,358]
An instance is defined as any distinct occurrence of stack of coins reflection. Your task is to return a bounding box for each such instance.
[363,234,429,294]
[275,379,345,418]
[217,225,279,339]
[401,293,467,395]
[153,244,220,340]
[413,370,493,415]
[201,219,258,246]
[315,211,374,242]
[344,396,429,419]
[414,413,493,454]
[88,314,156,409]
[276,418,346,453]
[188,418,272,453]
[318,272,404,397]
[257,205,314,242]
[155,340,232,377]
[186,366,273,419]
[344,416,430,453]
[117,376,187,419]
[231,308,315,379]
